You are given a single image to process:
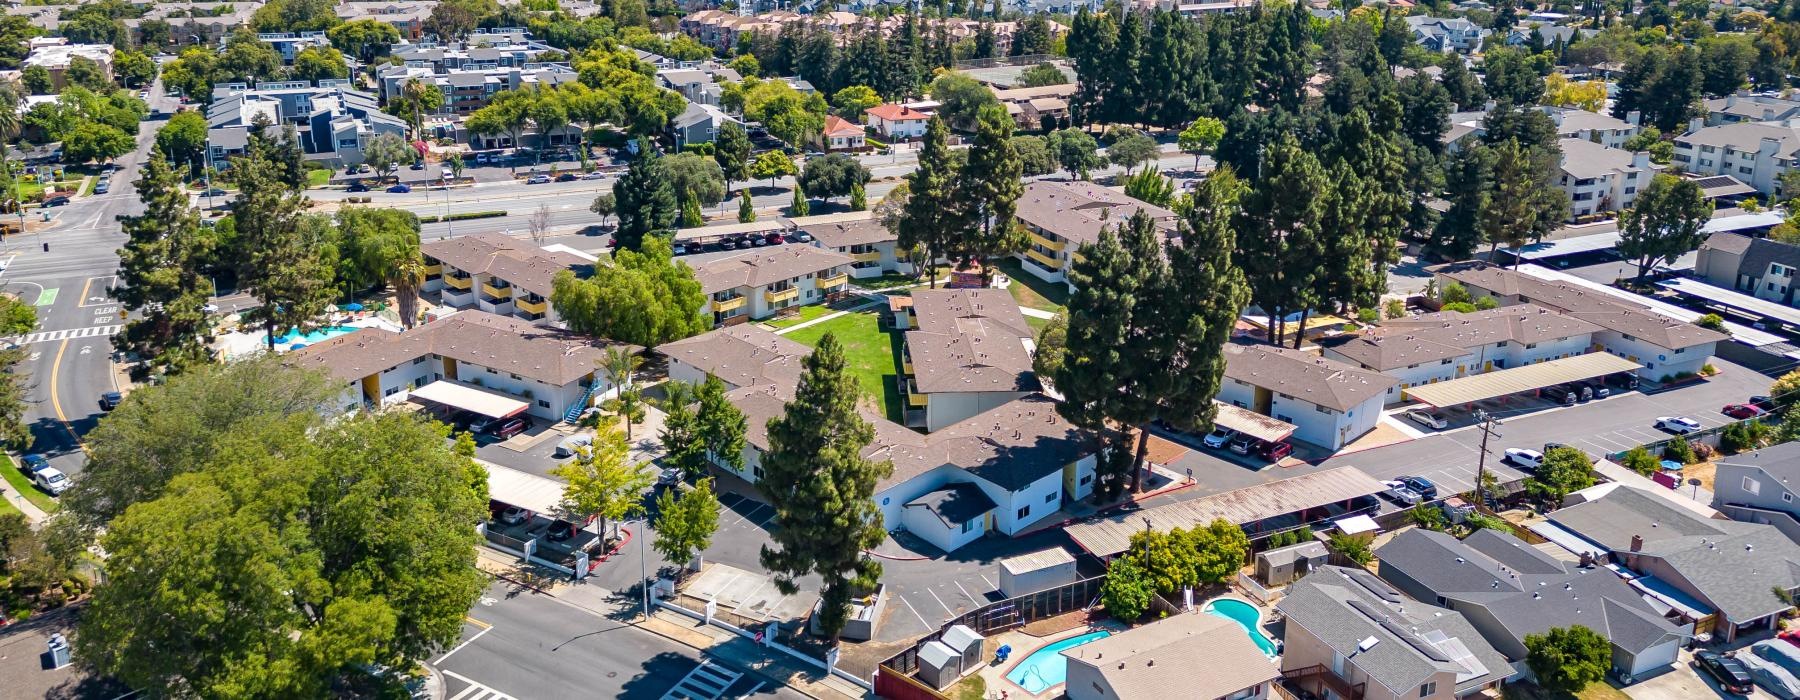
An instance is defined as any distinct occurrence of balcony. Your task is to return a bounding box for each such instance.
[713,296,747,312]
[1026,247,1061,269]
[442,275,473,290]
[423,263,442,275]
[1028,231,1065,252]
[849,250,883,263]
[515,296,547,314]
[817,272,849,289]
[908,391,928,407]
[764,287,799,304]
[481,282,512,300]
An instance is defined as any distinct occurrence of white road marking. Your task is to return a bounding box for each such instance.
[979,574,998,590]
[925,586,953,616]
[434,625,492,664]
[896,593,932,630]
[440,670,517,700]
[953,579,977,604]
[2,325,120,346]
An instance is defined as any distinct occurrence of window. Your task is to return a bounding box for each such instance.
[1784,492,1793,503]
[1746,477,1763,495]
[1420,682,1437,697]
[1441,359,1453,365]
[538,400,549,408]
[1315,404,1332,414]
[1016,505,1031,520]
[1526,343,1537,349]
[1045,492,1056,503]
[962,519,976,533]
[412,356,427,365]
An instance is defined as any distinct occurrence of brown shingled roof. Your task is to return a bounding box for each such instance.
[906,289,1038,394]
[1332,305,1603,371]
[1015,180,1177,248]
[1223,343,1398,412]
[286,311,637,386]
[1434,262,1729,350]
[690,245,854,294]
[421,232,591,298]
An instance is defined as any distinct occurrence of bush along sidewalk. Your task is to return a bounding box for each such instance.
[418,211,507,224]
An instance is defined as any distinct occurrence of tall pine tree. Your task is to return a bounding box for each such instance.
[614,150,678,250]
[1235,135,1327,347]
[896,117,959,288]
[114,152,216,380]
[953,103,1023,281]
[234,131,336,350]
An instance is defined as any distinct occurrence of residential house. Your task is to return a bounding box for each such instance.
[897,289,1040,431]
[1322,305,1602,405]
[1062,614,1280,700]
[1557,138,1653,218]
[1405,16,1489,53]
[1013,180,1179,291]
[1278,566,1513,700]
[254,32,330,64]
[690,245,854,326]
[1219,343,1397,450]
[22,39,114,90]
[792,211,913,278]
[1543,485,1800,641]
[285,310,637,421]
[1671,119,1800,196]
[206,82,408,167]
[864,103,931,140]
[1704,92,1800,126]
[1546,107,1642,149]
[821,115,867,151]
[671,101,740,149]
[657,65,741,106]
[657,325,1096,553]
[1694,231,1800,307]
[420,232,594,325]
[1503,23,1588,49]
[1376,528,1690,682]
[1713,441,1800,546]
[1434,262,1728,380]
[335,2,435,40]
[990,84,1075,131]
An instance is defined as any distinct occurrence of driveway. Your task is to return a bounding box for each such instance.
[1626,649,1779,700]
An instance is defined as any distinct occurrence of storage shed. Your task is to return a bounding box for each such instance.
[999,548,1077,598]
[941,624,984,674]
[1255,541,1328,586]
[917,640,961,690]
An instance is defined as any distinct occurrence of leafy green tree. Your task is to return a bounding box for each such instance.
[1123,167,1174,207]
[361,132,414,182]
[799,153,871,203]
[696,375,746,474]
[155,110,208,174]
[1529,447,1596,505]
[1032,313,1067,381]
[666,153,727,206]
[927,70,999,128]
[1187,518,1250,584]
[1100,556,1153,621]
[113,153,216,381]
[1327,532,1374,565]
[1771,369,1800,408]
[423,0,497,40]
[550,238,706,347]
[552,425,652,540]
[250,0,341,32]
[1480,139,1568,261]
[1047,128,1103,180]
[327,19,401,61]
[218,28,284,84]
[1613,45,1703,132]
[749,151,797,186]
[113,51,156,88]
[758,334,893,639]
[613,150,679,250]
[1479,47,1548,106]
[831,85,881,119]
[1620,445,1660,476]
[336,207,423,326]
[1127,528,1192,594]
[894,117,958,288]
[727,54,760,78]
[1524,626,1612,695]
[738,190,756,223]
[76,410,486,698]
[234,130,339,349]
[63,122,135,163]
[1178,116,1225,171]
[1017,63,1068,88]
[654,477,720,577]
[20,66,51,95]
[1011,135,1055,176]
[1105,128,1160,171]
[1237,135,1327,347]
[1619,174,1712,281]
[713,122,751,194]
[0,297,34,449]
[790,183,810,216]
[953,103,1023,278]
[589,192,616,228]
[290,45,349,83]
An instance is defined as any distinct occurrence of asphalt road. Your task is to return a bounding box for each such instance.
[438,579,807,700]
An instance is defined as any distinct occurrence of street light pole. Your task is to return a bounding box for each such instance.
[639,520,650,621]
[1473,410,1503,509]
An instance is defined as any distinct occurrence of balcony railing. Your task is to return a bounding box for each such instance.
[481,282,512,299]
[764,287,799,304]
[442,275,473,290]
[817,272,849,289]
[1025,247,1060,269]
[713,296,747,312]
[1028,231,1065,252]
[423,263,442,275]
[849,250,883,263]
[1280,664,1364,700]
[515,296,547,314]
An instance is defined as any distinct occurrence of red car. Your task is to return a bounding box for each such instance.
[1259,441,1294,461]
[484,416,528,439]
[1723,403,1767,419]
[1780,629,1800,649]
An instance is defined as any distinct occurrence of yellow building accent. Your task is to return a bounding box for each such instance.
[765,287,799,304]
[817,273,849,289]
[908,391,928,407]
[515,297,548,314]
[1026,247,1061,269]
[713,296,747,312]
[359,374,380,404]
[849,250,883,263]
[481,282,512,299]
[442,275,473,290]
[422,263,442,275]
[442,356,458,380]
[1028,231,1066,252]
[902,359,914,374]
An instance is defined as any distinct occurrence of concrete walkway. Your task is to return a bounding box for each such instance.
[1018,305,1057,319]
[771,298,885,335]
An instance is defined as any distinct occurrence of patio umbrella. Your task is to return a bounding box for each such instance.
[341,303,365,312]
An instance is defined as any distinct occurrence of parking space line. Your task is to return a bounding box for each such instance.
[979,574,997,590]
[763,593,790,621]
[732,580,768,616]
[897,594,932,630]
[434,624,493,664]
[924,587,953,617]
[737,680,766,697]
[953,579,977,605]
[730,503,766,526]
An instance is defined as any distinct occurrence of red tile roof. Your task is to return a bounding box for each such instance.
[823,114,863,136]
[864,103,928,122]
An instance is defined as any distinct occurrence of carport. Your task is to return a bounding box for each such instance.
[1658,277,1800,330]
[1402,353,1642,408]
[1065,467,1387,558]
[483,460,565,514]
[1213,400,1295,443]
[410,380,529,419]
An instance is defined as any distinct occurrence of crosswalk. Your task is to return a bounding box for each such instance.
[442,670,518,700]
[6,325,121,346]
[661,661,744,700]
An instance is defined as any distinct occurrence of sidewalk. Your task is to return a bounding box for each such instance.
[472,548,863,699]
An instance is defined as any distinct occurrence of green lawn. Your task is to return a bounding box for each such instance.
[0,491,21,518]
[2,457,59,514]
[761,303,838,329]
[781,310,904,421]
[996,258,1068,312]
[13,180,45,201]
[78,176,96,196]
[306,168,332,187]
[1025,314,1051,334]
[1501,681,1630,700]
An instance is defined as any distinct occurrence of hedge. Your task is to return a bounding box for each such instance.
[418,211,506,224]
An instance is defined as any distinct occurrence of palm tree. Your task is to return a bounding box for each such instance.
[401,77,432,140]
[599,346,646,438]
[391,255,424,329]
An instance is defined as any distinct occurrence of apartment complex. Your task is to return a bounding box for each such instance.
[1323,305,1603,405]
[421,233,594,325]
[1694,231,1800,308]
[691,246,854,326]
[895,289,1040,431]
[1013,181,1178,291]
[792,211,913,278]
[206,82,408,167]
[1671,119,1800,196]
[1557,138,1652,219]
[1220,343,1396,449]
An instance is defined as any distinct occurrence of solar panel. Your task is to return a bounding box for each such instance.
[1695,176,1738,188]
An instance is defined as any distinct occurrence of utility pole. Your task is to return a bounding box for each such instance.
[1473,410,1502,509]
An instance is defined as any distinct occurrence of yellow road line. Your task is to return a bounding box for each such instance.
[464,615,493,630]
[47,338,88,454]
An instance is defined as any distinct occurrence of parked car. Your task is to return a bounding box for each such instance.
[32,467,67,495]
[1258,441,1293,461]
[1562,382,1593,402]
[93,182,109,194]
[1540,385,1578,405]
[197,188,227,197]
[484,416,527,439]
[1202,427,1235,449]
[496,505,530,525]
[1737,651,1800,699]
[386,184,411,193]
[1656,416,1703,434]
[19,454,49,475]
[789,231,814,243]
[556,173,578,182]
[409,161,425,170]
[748,234,768,247]
[764,231,786,246]
[99,391,122,411]
[554,434,594,458]
[1579,379,1610,399]
[1381,480,1422,505]
[543,520,577,541]
[1753,394,1777,408]
[718,237,738,250]
[582,170,606,180]
[526,174,551,184]
[657,467,683,488]
[1723,403,1767,419]
[1399,476,1439,500]
[1696,650,1756,696]
[1229,433,1256,455]
[1405,409,1448,430]
[671,242,691,256]
[42,195,69,207]
[1504,448,1545,469]
[346,181,369,192]
[1758,639,1800,675]
[1607,373,1639,391]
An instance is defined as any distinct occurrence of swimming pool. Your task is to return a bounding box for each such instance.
[1004,630,1113,694]
[1203,598,1280,658]
[278,325,360,345]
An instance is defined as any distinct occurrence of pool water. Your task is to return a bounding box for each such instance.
[1005,630,1113,694]
[278,325,360,345]
[1204,598,1280,658]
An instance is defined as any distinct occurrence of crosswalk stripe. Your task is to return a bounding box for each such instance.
[662,661,743,700]
[5,325,123,346]
[439,670,518,700]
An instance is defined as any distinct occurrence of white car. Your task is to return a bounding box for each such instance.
[1656,416,1703,434]
[1202,428,1235,449]
[1504,448,1545,469]
[1381,480,1422,505]
[582,170,607,180]
[1405,409,1448,430]
[32,467,67,496]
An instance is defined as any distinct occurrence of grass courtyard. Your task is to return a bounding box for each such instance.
[760,303,839,330]
[781,309,904,422]
[996,258,1068,313]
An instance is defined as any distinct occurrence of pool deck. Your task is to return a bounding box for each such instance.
[973,622,1126,699]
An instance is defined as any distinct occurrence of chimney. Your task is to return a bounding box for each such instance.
[1766,108,1777,121]
[1728,94,1739,108]
[1630,534,1643,552]
[1626,110,1641,127]
[1689,117,1704,134]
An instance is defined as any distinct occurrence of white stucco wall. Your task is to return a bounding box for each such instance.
[924,390,1034,433]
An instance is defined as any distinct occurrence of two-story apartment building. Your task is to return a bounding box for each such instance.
[286,310,637,422]
[895,289,1040,431]
[1714,441,1800,546]
[206,82,408,167]
[864,103,931,140]
[691,245,854,326]
[1704,92,1800,126]
[1063,614,1279,700]
[1547,107,1642,149]
[1671,119,1800,196]
[420,233,594,325]
[1219,344,1397,450]
[1434,262,1728,380]
[1558,138,1653,218]
[1279,566,1513,700]
[1694,231,1800,308]
[792,211,913,278]
[1013,180,1179,291]
[336,1,434,40]
[1323,305,1602,405]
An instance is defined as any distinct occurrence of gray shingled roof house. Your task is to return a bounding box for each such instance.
[1376,529,1690,681]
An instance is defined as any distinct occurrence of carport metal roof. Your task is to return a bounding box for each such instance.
[410,381,529,419]
[1213,400,1296,443]
[1401,353,1641,407]
[1658,277,1800,327]
[483,460,565,514]
[1065,467,1387,557]
[1506,231,1620,261]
